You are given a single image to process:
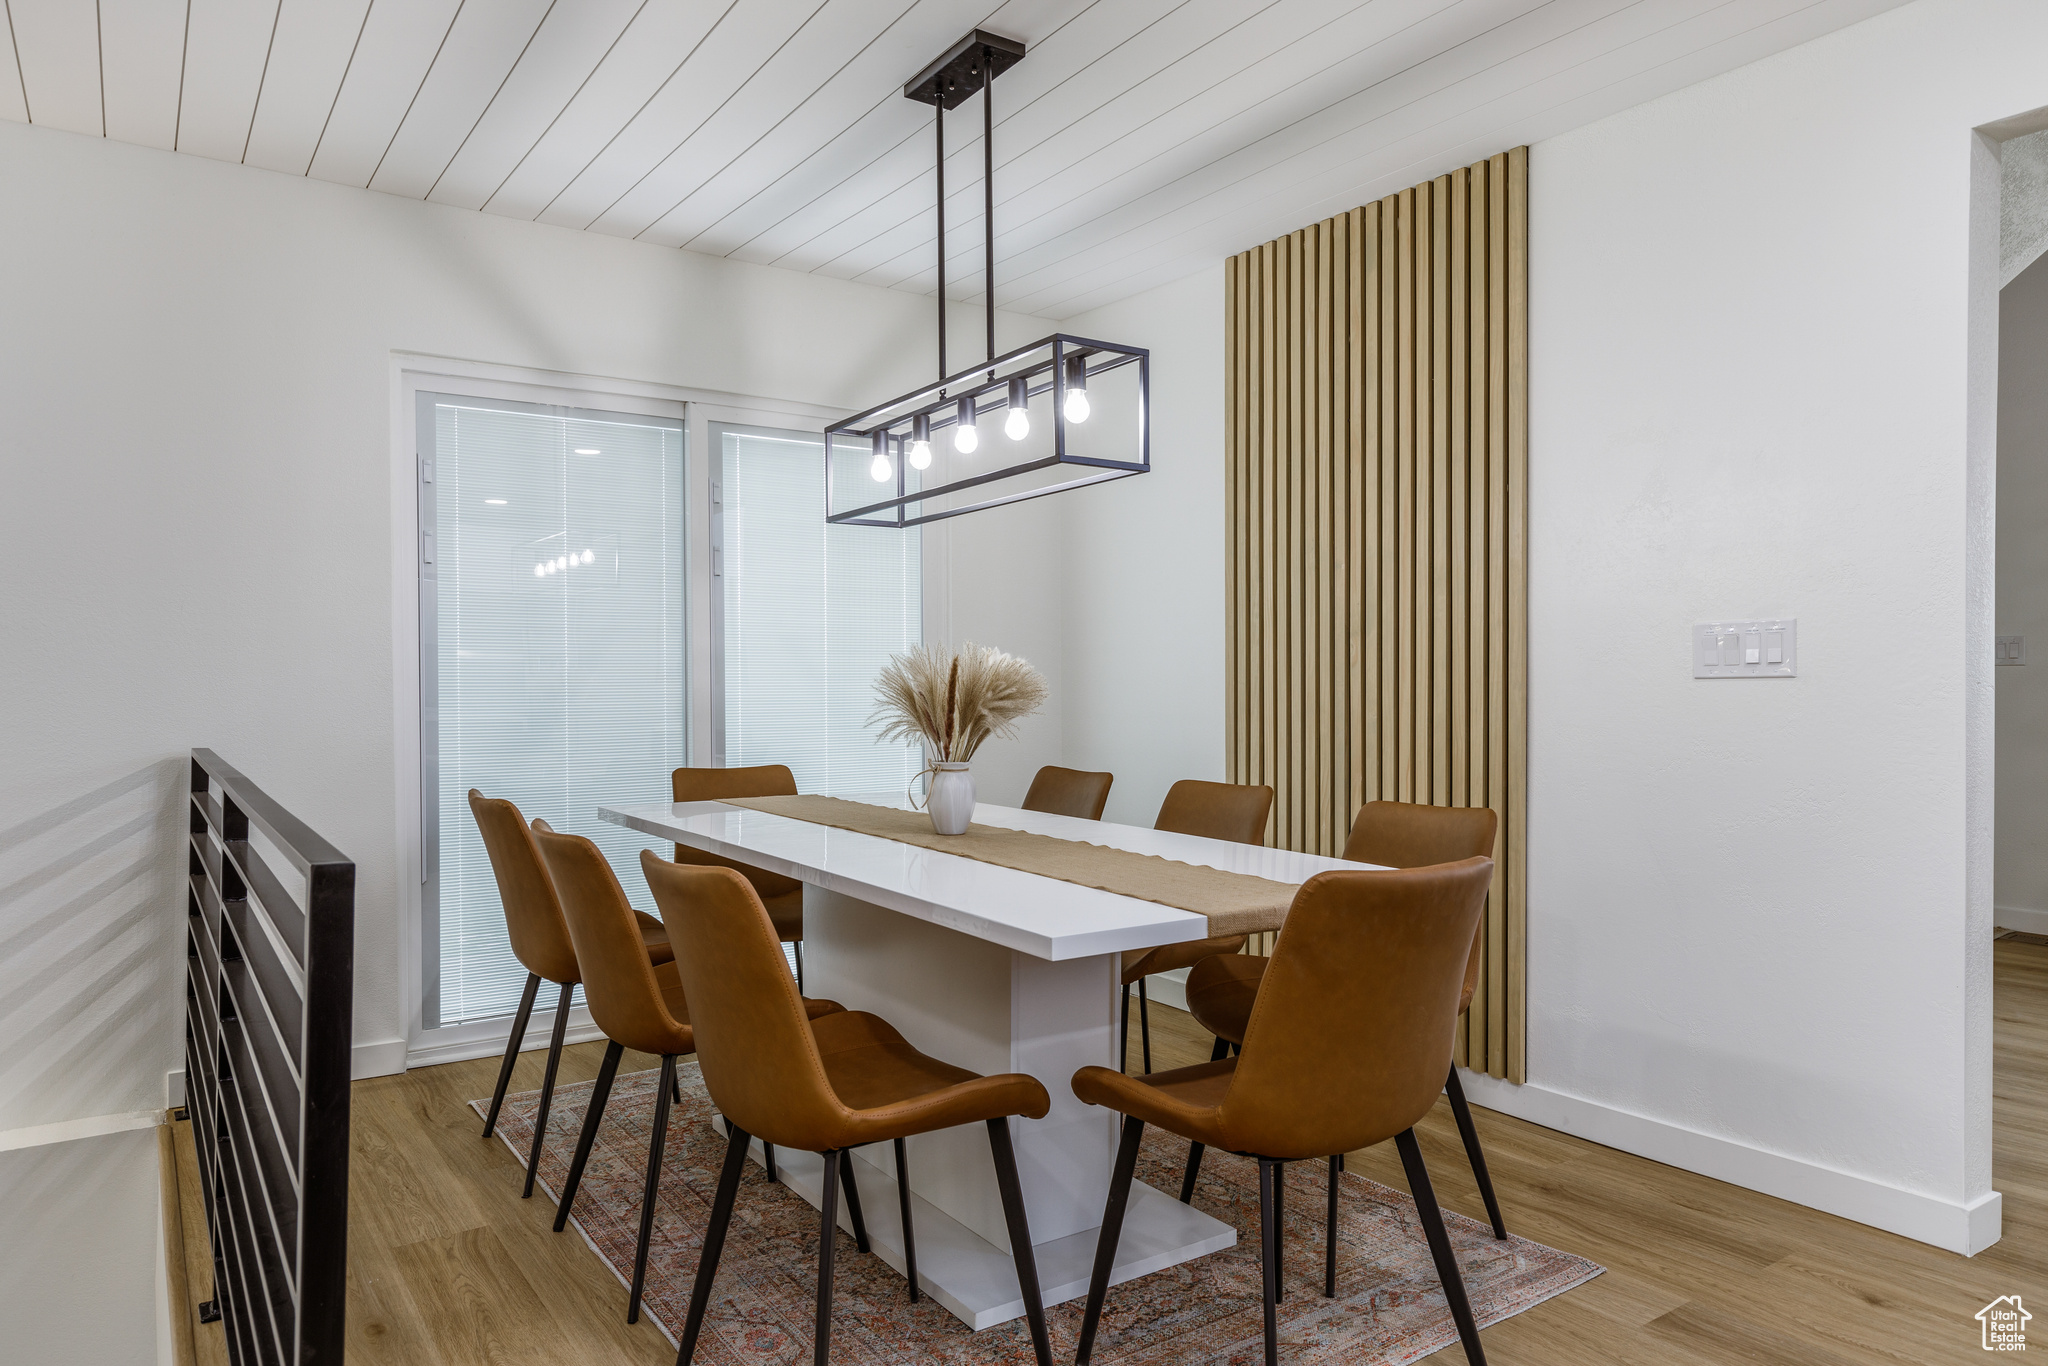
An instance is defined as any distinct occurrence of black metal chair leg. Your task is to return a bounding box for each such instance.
[554,1040,623,1231]
[1325,1155,1340,1297]
[1258,1158,1280,1366]
[1120,982,1131,1071]
[1138,978,1152,1074]
[814,1148,841,1366]
[522,980,574,1198]
[672,1070,684,1105]
[483,972,541,1138]
[676,1120,751,1366]
[1076,1117,1145,1365]
[894,1138,920,1302]
[1179,1141,1205,1204]
[764,1142,779,1183]
[1395,1129,1488,1365]
[627,1054,678,1324]
[1445,1066,1507,1239]
[794,940,804,992]
[838,1150,871,1253]
[1273,1160,1285,1304]
[1209,1035,1230,1062]
[986,1119,1053,1366]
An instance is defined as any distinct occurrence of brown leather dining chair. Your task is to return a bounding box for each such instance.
[532,824,846,1325]
[672,765,810,987]
[469,791,675,1199]
[1072,859,1496,1366]
[641,851,1057,1366]
[1019,765,1114,819]
[1119,779,1274,1073]
[1185,801,1506,1240]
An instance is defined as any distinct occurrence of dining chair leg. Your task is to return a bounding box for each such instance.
[483,972,542,1138]
[522,980,575,1198]
[1209,1035,1230,1062]
[672,1070,684,1105]
[1138,978,1152,1074]
[793,940,805,993]
[1076,1116,1145,1365]
[628,1053,678,1324]
[554,1040,624,1231]
[814,1148,842,1366]
[1324,1155,1340,1297]
[1395,1129,1487,1365]
[838,1150,871,1253]
[1258,1158,1280,1366]
[1119,982,1131,1072]
[986,1119,1054,1366]
[1273,1160,1285,1304]
[677,1120,751,1366]
[764,1142,779,1183]
[1445,1067,1507,1239]
[893,1138,919,1303]
[1179,1141,1205,1204]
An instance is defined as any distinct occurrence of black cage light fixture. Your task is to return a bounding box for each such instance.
[826,30,1150,528]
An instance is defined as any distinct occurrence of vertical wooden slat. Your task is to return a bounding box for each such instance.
[1429,175,1452,808]
[1447,170,1470,1067]
[1485,152,1510,1080]
[1505,144,1529,1084]
[1226,254,1240,791]
[1348,207,1368,832]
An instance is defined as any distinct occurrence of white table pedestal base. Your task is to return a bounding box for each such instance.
[712,1122,1237,1331]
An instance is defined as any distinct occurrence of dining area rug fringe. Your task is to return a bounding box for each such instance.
[476,1063,1600,1364]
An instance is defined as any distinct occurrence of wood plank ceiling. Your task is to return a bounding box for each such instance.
[1,0,1902,319]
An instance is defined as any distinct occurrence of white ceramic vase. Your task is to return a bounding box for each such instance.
[927,762,974,835]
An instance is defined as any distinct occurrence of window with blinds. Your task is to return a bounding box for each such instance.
[715,424,922,796]
[423,394,685,1028]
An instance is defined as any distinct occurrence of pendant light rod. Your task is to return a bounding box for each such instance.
[935,98,946,385]
[984,44,996,379]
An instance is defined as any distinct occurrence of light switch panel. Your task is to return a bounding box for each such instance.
[1695,619,1796,678]
[1999,635,2026,667]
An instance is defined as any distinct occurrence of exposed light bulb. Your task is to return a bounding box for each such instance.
[1064,354,1091,423]
[908,412,933,470]
[1005,375,1030,440]
[556,556,568,570]
[535,564,546,578]
[953,395,978,454]
[1064,389,1090,423]
[869,429,893,482]
[581,549,594,564]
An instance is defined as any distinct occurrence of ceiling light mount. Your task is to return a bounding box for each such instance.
[903,30,1025,109]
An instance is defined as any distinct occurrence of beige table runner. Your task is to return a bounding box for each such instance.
[720,794,1297,938]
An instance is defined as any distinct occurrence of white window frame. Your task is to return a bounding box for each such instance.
[386,354,857,1072]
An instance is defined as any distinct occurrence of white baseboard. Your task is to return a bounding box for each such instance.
[0,1109,165,1153]
[1456,1069,2001,1256]
[1143,968,1191,1012]
[165,1070,185,1111]
[345,1004,612,1079]
[1996,904,2048,937]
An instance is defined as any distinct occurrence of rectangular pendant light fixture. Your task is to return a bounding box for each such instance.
[826,29,1151,528]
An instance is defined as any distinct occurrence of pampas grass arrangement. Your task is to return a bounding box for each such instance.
[870,642,1048,764]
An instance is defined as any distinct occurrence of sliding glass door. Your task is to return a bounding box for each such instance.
[714,423,922,796]
[420,393,685,1029]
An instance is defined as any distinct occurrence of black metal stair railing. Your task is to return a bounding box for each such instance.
[185,749,354,1365]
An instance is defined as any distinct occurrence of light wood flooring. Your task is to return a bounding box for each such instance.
[170,941,2048,1364]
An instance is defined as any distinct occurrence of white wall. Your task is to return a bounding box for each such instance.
[1059,271,1228,826]
[0,1130,160,1364]
[1051,0,2048,1255]
[1998,252,2048,926]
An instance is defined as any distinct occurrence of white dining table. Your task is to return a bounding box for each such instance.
[599,795,1358,1331]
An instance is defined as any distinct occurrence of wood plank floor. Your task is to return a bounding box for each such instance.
[174,941,2048,1363]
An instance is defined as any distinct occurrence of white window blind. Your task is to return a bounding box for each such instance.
[717,425,922,796]
[427,396,685,1028]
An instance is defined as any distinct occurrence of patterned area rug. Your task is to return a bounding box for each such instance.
[477,1064,1600,1364]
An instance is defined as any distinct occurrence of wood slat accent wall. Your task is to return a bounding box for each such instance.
[1225,148,1528,1081]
